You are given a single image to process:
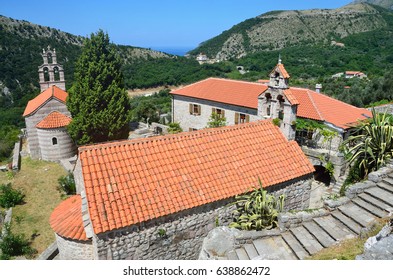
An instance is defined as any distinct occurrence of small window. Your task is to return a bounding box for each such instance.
[189,104,201,115]
[52,137,58,145]
[235,113,250,124]
[212,108,225,118]
[266,105,271,116]
[189,128,198,132]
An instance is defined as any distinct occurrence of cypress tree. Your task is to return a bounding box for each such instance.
[67,30,130,145]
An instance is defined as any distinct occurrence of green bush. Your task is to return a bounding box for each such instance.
[0,223,36,259]
[0,183,25,208]
[58,172,76,195]
[229,179,285,230]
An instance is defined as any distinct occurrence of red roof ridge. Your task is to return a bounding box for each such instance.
[23,85,68,117]
[305,89,324,121]
[79,121,266,152]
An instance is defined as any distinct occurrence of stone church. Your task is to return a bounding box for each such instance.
[23,47,76,161]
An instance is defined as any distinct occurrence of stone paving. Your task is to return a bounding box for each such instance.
[228,173,393,260]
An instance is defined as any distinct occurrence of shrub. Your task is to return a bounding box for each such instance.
[229,179,285,230]
[0,183,25,208]
[58,172,76,195]
[167,122,183,134]
[0,223,36,259]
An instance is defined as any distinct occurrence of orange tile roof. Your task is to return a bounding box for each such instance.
[36,111,72,129]
[79,120,314,234]
[171,77,268,109]
[50,195,88,241]
[278,64,290,79]
[23,85,68,117]
[289,87,371,129]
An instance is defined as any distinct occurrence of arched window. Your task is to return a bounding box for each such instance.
[43,67,50,82]
[53,67,60,81]
[47,53,53,64]
[52,137,58,145]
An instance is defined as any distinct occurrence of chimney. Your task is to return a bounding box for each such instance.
[315,84,322,93]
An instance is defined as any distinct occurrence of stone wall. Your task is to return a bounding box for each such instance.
[37,127,76,161]
[172,95,258,132]
[93,199,236,260]
[25,99,70,159]
[371,104,393,115]
[267,176,313,211]
[90,176,312,260]
[55,234,93,260]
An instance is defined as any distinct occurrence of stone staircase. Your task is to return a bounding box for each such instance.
[228,173,393,260]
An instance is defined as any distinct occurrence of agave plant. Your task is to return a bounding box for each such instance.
[341,108,393,179]
[229,179,285,231]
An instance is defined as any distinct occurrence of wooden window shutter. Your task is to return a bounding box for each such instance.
[212,108,216,114]
[221,110,225,117]
[235,113,239,124]
[246,115,250,123]
[198,105,201,115]
[189,104,193,115]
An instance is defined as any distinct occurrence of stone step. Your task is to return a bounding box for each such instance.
[235,247,250,260]
[382,176,393,185]
[313,215,355,241]
[281,231,309,260]
[352,197,389,218]
[358,192,393,213]
[331,210,362,235]
[227,250,239,260]
[364,187,393,208]
[338,202,378,228]
[303,221,336,248]
[289,226,324,255]
[243,243,259,260]
[253,236,297,260]
[377,181,393,194]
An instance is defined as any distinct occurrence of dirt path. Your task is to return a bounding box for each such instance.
[127,85,182,98]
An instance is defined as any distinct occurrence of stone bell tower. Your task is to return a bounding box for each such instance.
[258,57,297,140]
[38,46,66,92]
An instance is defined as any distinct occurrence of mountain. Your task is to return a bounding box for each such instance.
[353,0,393,9]
[189,3,391,60]
[0,15,170,108]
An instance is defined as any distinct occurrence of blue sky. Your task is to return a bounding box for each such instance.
[1,0,352,51]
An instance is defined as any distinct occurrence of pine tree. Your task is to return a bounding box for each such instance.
[67,30,130,145]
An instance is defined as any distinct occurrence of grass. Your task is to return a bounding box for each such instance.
[1,156,67,257]
[307,218,389,260]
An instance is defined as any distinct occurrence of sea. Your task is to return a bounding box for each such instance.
[152,47,193,56]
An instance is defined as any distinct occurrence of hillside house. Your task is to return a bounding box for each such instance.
[345,71,367,79]
[50,120,314,260]
[23,48,76,161]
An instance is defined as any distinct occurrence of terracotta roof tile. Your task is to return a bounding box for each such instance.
[79,120,314,235]
[36,111,72,129]
[278,64,290,79]
[50,195,87,241]
[171,77,268,109]
[289,87,371,129]
[23,85,68,117]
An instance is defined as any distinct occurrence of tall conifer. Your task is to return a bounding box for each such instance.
[67,30,130,145]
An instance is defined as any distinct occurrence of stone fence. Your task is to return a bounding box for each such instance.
[11,136,22,171]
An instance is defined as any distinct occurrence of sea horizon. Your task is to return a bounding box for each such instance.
[151,46,194,56]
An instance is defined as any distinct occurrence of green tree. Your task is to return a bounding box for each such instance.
[67,30,130,145]
[207,112,227,128]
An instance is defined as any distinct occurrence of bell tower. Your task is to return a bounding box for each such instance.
[38,46,66,92]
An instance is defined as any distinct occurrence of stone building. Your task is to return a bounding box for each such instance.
[50,120,315,260]
[23,49,76,161]
[171,60,371,142]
